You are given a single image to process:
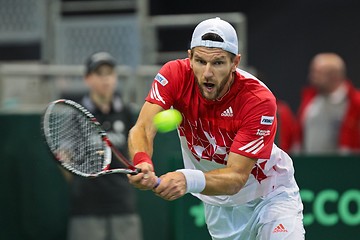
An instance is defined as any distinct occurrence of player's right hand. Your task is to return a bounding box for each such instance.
[128,162,158,190]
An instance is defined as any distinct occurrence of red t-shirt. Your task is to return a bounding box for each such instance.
[146,58,277,162]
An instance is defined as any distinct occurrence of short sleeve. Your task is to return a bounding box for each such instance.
[145,60,183,110]
[230,96,277,159]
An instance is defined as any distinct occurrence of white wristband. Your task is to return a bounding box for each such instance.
[176,169,206,193]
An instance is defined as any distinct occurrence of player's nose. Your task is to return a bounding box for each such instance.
[203,64,213,78]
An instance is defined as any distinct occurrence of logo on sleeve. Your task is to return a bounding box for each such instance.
[150,83,166,105]
[238,136,264,154]
[154,73,168,86]
[256,129,270,136]
[260,116,274,125]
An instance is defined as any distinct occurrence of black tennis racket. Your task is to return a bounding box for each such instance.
[42,99,140,178]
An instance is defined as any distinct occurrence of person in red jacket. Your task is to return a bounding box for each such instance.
[276,99,299,153]
[297,53,360,154]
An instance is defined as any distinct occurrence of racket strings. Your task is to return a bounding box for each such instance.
[45,104,107,175]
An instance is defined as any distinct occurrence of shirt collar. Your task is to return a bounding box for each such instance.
[328,82,347,104]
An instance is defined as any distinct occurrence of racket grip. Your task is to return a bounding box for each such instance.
[130,168,142,175]
[153,178,161,189]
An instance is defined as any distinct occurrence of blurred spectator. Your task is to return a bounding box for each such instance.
[67,52,142,240]
[297,53,360,154]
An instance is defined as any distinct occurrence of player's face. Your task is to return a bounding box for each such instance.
[189,47,240,100]
[85,65,117,99]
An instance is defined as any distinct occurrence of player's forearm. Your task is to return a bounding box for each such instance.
[200,153,256,195]
[127,123,159,190]
[176,153,256,196]
[202,168,249,195]
[128,124,155,159]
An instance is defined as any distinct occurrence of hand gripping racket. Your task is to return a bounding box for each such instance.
[42,99,140,178]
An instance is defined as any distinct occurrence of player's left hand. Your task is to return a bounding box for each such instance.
[153,171,187,201]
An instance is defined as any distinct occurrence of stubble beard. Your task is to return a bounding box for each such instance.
[197,71,233,100]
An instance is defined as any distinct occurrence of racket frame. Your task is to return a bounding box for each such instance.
[42,99,140,177]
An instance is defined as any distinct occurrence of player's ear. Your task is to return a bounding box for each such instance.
[232,54,241,72]
[188,50,193,69]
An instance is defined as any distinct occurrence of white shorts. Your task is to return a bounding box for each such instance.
[204,189,305,240]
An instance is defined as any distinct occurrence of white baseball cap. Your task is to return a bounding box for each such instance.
[190,17,238,55]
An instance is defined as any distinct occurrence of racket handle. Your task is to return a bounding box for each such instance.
[129,168,142,175]
[153,178,161,189]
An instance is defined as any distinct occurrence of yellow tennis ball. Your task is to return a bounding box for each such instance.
[153,109,182,133]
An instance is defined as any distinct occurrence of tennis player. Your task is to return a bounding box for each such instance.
[128,17,305,239]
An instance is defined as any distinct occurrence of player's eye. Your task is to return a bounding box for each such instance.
[195,59,206,65]
[213,61,224,65]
